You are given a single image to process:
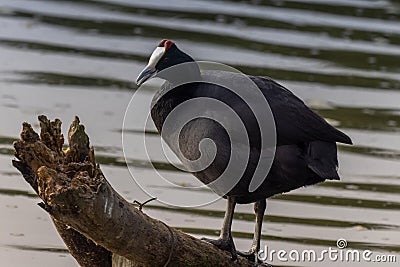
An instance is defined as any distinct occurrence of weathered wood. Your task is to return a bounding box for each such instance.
[12,115,261,267]
[13,116,112,267]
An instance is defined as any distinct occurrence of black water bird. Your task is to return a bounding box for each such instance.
[136,40,352,262]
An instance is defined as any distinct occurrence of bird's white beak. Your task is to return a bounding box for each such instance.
[136,46,165,86]
[136,65,157,86]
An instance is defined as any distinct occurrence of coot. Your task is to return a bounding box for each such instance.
[136,40,352,262]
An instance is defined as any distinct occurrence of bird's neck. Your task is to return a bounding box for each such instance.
[158,56,202,85]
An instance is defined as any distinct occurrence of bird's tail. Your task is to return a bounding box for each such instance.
[306,141,340,181]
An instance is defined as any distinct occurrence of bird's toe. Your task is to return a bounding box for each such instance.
[201,237,237,261]
[237,247,274,266]
[237,249,257,261]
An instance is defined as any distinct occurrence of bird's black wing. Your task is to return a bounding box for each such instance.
[251,76,352,145]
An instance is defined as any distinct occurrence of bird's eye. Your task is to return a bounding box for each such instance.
[163,57,169,63]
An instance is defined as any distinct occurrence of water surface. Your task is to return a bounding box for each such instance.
[0,0,399,266]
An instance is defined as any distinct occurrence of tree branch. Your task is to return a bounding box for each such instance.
[12,115,259,267]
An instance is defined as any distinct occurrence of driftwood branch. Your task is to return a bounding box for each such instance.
[12,115,257,267]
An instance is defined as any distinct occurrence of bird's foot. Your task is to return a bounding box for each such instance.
[237,247,258,262]
[237,247,273,266]
[201,237,237,261]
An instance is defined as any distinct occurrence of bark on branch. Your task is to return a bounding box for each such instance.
[12,115,258,267]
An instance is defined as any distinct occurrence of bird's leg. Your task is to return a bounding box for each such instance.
[237,199,267,262]
[202,196,237,260]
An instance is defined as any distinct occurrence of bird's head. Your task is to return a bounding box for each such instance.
[136,39,197,86]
